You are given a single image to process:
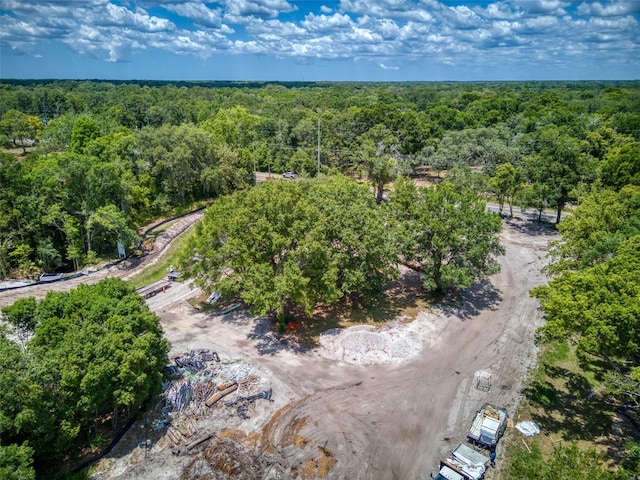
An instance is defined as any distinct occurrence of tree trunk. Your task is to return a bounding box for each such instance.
[376,180,384,204]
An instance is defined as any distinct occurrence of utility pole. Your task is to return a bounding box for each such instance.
[317,118,321,175]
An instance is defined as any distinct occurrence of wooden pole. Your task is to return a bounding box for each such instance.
[205,383,237,407]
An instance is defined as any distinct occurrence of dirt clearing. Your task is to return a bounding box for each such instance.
[86,217,556,480]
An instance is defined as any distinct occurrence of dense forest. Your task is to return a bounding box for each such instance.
[1,80,639,279]
[1,80,639,478]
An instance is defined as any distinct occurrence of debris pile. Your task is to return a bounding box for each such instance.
[225,388,274,419]
[181,437,263,480]
[161,349,220,413]
[156,349,274,452]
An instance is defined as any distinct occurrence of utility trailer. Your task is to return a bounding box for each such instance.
[433,443,489,480]
[467,403,508,449]
[136,280,171,299]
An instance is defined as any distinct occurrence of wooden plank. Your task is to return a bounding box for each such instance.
[186,433,213,451]
[205,383,237,407]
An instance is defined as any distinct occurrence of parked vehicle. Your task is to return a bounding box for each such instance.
[434,443,490,480]
[467,403,508,449]
[38,273,64,282]
[207,291,221,304]
[282,171,297,179]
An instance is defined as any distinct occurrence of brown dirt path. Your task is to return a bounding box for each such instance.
[0,211,203,307]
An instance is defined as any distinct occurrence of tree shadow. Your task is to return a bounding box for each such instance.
[440,279,503,321]
[522,365,612,443]
[503,217,557,236]
[284,268,428,349]
[246,316,310,356]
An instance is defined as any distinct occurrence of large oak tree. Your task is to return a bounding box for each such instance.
[391,176,504,294]
[182,176,398,320]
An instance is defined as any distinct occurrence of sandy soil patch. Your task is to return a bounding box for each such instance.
[317,310,447,365]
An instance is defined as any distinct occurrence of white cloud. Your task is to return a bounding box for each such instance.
[301,13,354,32]
[99,4,173,31]
[511,0,569,15]
[162,3,224,29]
[516,15,559,33]
[446,5,484,30]
[221,0,297,22]
[477,1,524,20]
[379,63,400,70]
[340,0,435,22]
[577,1,640,17]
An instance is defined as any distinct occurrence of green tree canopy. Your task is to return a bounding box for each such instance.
[490,162,524,217]
[533,236,640,414]
[0,279,170,470]
[522,125,595,224]
[534,235,640,364]
[70,116,99,154]
[0,109,42,151]
[182,176,398,320]
[0,443,35,480]
[391,177,504,293]
[546,185,640,275]
[598,142,640,191]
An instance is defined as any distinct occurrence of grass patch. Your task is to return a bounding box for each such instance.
[497,340,629,479]
[518,341,612,443]
[128,227,195,290]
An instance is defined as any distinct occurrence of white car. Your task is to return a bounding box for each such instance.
[207,291,222,304]
[39,273,64,282]
[282,171,297,179]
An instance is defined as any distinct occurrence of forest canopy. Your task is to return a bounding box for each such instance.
[1,80,639,279]
[0,278,170,477]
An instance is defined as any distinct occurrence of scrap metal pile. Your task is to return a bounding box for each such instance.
[157,349,274,451]
[160,349,271,416]
[225,388,273,419]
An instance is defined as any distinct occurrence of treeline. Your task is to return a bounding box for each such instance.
[509,183,640,479]
[1,80,639,280]
[0,279,170,479]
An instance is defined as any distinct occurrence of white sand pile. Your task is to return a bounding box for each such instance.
[317,310,447,365]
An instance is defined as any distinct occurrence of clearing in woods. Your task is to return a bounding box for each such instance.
[87,217,555,479]
[0,209,556,479]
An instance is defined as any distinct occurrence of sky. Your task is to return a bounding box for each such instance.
[1,0,639,81]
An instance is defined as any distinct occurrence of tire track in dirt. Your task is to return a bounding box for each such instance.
[249,219,557,480]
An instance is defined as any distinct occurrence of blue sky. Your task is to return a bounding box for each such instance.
[1,0,639,81]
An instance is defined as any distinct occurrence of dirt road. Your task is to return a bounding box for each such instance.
[94,217,555,480]
[0,211,204,307]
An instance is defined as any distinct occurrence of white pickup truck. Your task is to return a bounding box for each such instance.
[467,403,508,449]
[433,443,490,480]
